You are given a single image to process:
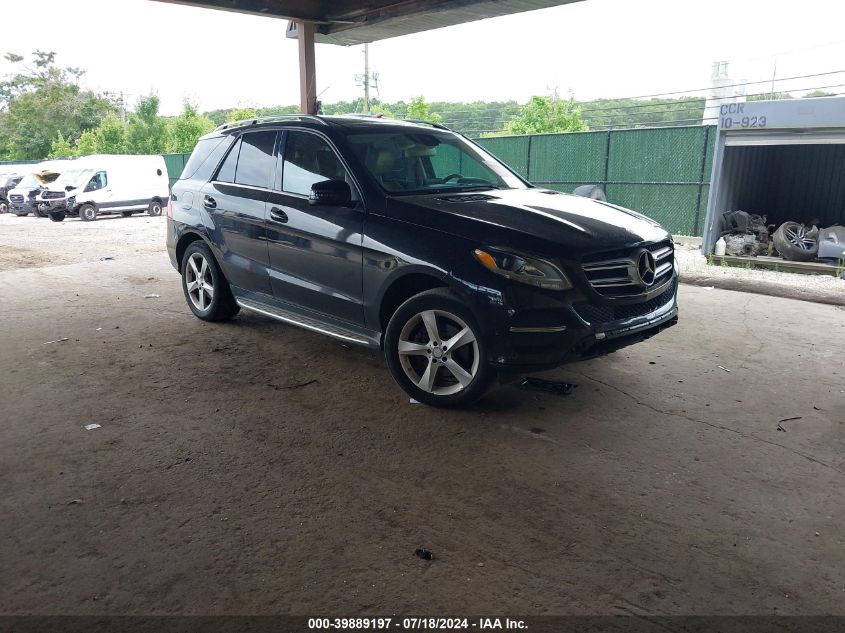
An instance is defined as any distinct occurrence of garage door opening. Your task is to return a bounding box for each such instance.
[703,98,845,272]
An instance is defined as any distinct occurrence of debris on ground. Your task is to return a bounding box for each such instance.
[43,337,69,345]
[717,365,731,373]
[414,548,433,561]
[776,416,802,432]
[409,398,419,404]
[99,256,114,261]
[520,377,576,396]
[83,423,101,431]
[267,379,317,390]
[67,499,83,505]
[143,294,161,299]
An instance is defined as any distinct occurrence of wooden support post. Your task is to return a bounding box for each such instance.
[297,20,317,114]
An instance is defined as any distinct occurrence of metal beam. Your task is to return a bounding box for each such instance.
[297,20,317,114]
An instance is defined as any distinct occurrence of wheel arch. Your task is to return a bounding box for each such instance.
[175,231,213,271]
[377,270,449,334]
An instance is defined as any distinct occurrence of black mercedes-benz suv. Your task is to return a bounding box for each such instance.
[167,115,678,407]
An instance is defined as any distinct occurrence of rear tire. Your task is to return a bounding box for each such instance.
[148,199,163,216]
[180,241,240,322]
[49,211,66,222]
[384,288,494,408]
[79,204,98,222]
[121,211,133,217]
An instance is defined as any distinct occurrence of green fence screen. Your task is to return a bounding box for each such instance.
[478,125,715,236]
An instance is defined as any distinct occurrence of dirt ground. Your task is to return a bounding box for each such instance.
[1,213,844,616]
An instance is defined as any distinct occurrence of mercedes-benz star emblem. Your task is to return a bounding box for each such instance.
[637,250,657,287]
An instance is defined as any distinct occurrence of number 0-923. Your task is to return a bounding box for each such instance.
[722,115,767,129]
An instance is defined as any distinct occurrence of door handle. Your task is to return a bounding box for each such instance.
[203,195,217,210]
[269,207,288,223]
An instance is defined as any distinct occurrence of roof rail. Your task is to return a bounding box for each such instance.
[402,118,452,131]
[214,114,327,132]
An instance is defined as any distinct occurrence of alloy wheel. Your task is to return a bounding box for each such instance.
[185,252,214,311]
[397,309,479,396]
[783,224,817,251]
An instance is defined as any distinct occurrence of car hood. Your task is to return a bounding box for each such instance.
[387,188,670,252]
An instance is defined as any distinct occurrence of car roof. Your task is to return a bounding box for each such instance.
[206,114,451,139]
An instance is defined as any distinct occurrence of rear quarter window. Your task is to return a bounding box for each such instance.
[180,136,234,182]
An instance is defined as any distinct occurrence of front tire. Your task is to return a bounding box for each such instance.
[384,288,493,408]
[148,199,162,216]
[49,211,66,222]
[79,204,98,222]
[181,241,240,322]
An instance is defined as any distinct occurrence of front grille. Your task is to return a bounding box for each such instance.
[581,240,674,297]
[10,194,24,204]
[42,191,64,200]
[573,282,676,325]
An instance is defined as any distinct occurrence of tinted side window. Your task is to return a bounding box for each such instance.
[181,136,234,182]
[235,131,276,188]
[282,131,347,196]
[216,138,241,183]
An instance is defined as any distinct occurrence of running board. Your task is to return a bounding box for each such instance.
[236,298,371,346]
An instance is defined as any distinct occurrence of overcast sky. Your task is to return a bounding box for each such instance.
[2,0,844,116]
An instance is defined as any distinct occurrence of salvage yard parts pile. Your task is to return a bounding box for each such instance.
[718,209,845,273]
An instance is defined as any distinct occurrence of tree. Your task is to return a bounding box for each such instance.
[75,130,99,156]
[126,94,167,154]
[502,94,588,135]
[406,96,442,124]
[167,101,215,153]
[805,90,835,98]
[95,113,127,154]
[48,132,76,158]
[0,51,115,160]
[227,107,258,122]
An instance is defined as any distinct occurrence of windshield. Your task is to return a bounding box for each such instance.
[346,129,527,195]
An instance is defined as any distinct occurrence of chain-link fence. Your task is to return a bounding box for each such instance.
[478,125,715,236]
[3,126,716,236]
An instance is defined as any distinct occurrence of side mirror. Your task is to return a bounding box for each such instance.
[309,179,352,207]
[65,185,74,192]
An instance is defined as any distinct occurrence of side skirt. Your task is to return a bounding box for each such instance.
[235,296,381,349]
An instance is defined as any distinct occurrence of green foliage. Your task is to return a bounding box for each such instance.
[501,95,588,136]
[0,51,115,160]
[166,101,215,153]
[75,130,99,156]
[805,90,835,98]
[748,92,793,102]
[227,107,258,122]
[95,113,127,154]
[48,132,76,158]
[406,96,442,124]
[126,94,168,154]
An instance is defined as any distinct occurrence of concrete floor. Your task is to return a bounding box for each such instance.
[1,215,844,615]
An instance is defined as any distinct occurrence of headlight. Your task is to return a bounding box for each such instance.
[67,196,76,207]
[473,247,572,290]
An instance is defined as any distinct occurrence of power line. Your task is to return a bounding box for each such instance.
[429,68,845,119]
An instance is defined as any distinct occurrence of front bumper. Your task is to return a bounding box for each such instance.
[458,266,680,373]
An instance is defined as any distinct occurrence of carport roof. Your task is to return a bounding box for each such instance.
[153,0,583,45]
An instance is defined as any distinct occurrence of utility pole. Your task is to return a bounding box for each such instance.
[363,44,370,114]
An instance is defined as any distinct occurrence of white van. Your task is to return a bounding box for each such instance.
[40,155,170,222]
[8,160,72,217]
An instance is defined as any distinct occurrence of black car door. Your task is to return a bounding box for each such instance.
[200,130,278,296]
[265,130,365,325]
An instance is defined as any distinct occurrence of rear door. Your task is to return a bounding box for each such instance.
[265,129,365,324]
[200,130,278,296]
